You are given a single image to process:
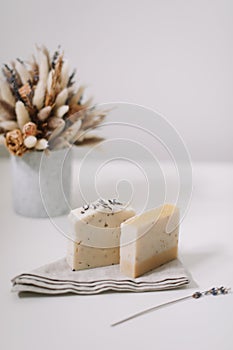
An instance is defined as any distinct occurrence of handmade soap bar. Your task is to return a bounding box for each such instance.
[67,199,136,271]
[67,241,120,270]
[120,204,179,278]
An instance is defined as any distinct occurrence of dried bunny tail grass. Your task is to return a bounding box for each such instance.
[15,101,30,130]
[31,47,49,110]
[0,79,15,106]
[45,54,63,106]
[38,45,51,71]
[33,80,46,110]
[0,99,15,120]
[55,88,68,108]
[37,106,52,121]
[55,105,69,118]
[38,50,49,83]
[15,59,32,85]
[28,54,39,84]
[60,60,69,89]
[35,138,48,150]
[46,70,53,94]
[0,46,108,154]
[0,120,18,131]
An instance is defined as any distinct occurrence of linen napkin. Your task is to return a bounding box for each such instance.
[11,258,190,295]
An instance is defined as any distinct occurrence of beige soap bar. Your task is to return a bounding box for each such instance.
[67,198,136,271]
[67,241,120,270]
[120,204,179,278]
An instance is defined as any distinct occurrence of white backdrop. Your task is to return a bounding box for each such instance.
[0,0,232,161]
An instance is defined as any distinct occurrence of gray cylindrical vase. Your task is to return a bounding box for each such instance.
[11,148,72,218]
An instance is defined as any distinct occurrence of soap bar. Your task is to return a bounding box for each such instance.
[120,204,179,278]
[67,199,136,271]
[67,241,119,270]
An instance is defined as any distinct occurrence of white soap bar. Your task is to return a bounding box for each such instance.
[120,204,179,278]
[67,199,136,271]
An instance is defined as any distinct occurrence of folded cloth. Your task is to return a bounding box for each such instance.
[11,258,190,295]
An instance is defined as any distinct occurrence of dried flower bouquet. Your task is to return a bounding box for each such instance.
[0,46,107,156]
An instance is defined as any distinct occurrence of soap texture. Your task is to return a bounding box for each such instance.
[67,199,136,271]
[120,204,179,278]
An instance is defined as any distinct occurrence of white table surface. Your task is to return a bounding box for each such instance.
[0,159,233,350]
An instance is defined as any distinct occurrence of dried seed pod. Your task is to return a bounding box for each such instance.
[24,135,37,148]
[55,105,69,118]
[33,80,46,110]
[55,88,68,108]
[22,122,37,136]
[0,120,18,131]
[5,129,27,156]
[15,60,31,85]
[35,138,48,150]
[15,101,30,130]
[37,106,52,121]
[18,83,33,105]
[0,79,15,107]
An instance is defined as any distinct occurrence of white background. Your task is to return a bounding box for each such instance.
[0,0,232,161]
